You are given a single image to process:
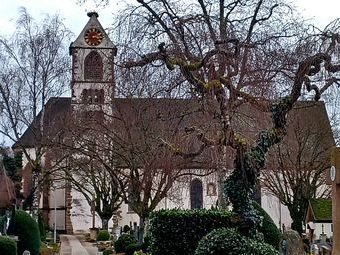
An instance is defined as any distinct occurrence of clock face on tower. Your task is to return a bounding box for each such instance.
[84,28,104,46]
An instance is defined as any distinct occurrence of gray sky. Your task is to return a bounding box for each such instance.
[0,0,339,36]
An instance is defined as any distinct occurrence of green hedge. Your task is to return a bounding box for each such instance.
[102,248,114,255]
[195,227,277,255]
[149,209,233,255]
[253,202,281,249]
[97,229,110,241]
[7,209,41,255]
[126,243,143,255]
[0,236,17,255]
[114,233,137,253]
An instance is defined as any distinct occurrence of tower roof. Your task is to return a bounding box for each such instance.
[71,12,116,50]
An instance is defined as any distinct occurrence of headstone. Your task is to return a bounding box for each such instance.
[279,230,304,255]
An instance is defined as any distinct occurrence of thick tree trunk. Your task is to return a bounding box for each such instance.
[217,146,227,208]
[138,217,146,244]
[289,203,307,234]
[101,218,109,230]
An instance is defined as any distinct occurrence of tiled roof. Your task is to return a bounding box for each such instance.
[13,98,334,169]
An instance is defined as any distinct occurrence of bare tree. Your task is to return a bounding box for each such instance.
[96,0,340,235]
[55,97,216,240]
[0,8,72,217]
[262,103,334,233]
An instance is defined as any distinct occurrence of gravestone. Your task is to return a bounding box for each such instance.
[279,230,304,255]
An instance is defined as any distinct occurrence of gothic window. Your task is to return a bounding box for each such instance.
[190,178,203,209]
[207,182,217,196]
[84,51,103,80]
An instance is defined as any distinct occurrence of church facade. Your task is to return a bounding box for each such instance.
[14,12,334,235]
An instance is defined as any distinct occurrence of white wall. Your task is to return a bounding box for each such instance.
[66,170,294,234]
[261,190,292,231]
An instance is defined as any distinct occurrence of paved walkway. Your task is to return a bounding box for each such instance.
[59,235,101,255]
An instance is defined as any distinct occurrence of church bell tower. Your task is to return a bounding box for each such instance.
[69,12,117,114]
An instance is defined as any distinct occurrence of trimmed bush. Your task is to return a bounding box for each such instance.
[195,227,277,255]
[114,233,137,253]
[253,201,281,249]
[149,208,233,255]
[97,229,110,241]
[7,209,41,255]
[102,248,114,255]
[0,236,17,255]
[126,243,143,255]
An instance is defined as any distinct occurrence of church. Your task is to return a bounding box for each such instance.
[14,12,335,235]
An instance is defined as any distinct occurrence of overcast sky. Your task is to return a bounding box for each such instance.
[0,0,339,36]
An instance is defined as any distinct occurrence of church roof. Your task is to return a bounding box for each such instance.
[13,98,334,159]
[13,97,71,149]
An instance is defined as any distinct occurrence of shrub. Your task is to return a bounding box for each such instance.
[97,229,110,241]
[133,252,151,255]
[252,201,281,249]
[126,243,143,255]
[195,227,277,255]
[114,233,137,253]
[123,225,131,233]
[0,236,17,255]
[39,242,54,255]
[38,211,46,241]
[141,234,150,252]
[149,208,233,255]
[7,209,41,255]
[102,248,114,255]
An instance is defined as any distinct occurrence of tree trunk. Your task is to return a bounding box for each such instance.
[289,204,306,234]
[138,217,146,244]
[217,146,227,208]
[101,218,109,230]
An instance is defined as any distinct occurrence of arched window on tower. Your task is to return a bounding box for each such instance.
[190,178,203,209]
[84,51,103,80]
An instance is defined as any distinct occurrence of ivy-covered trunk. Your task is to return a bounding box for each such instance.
[224,100,292,236]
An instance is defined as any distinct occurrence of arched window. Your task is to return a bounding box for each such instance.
[190,179,203,209]
[84,51,103,80]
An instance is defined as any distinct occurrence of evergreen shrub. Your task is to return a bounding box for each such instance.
[126,243,143,255]
[102,248,114,255]
[0,235,17,255]
[195,227,277,255]
[7,209,41,255]
[253,201,281,249]
[149,208,233,255]
[114,233,137,253]
[97,229,110,241]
